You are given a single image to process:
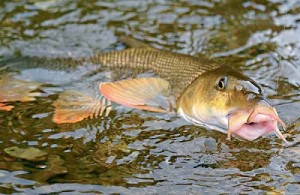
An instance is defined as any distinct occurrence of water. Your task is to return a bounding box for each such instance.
[0,0,299,194]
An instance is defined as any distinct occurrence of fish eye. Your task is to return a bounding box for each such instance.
[216,76,227,90]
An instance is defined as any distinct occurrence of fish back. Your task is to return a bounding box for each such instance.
[89,48,221,98]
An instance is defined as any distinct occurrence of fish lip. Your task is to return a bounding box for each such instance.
[227,105,287,142]
[231,113,277,141]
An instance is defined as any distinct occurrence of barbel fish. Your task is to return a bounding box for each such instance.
[0,37,287,142]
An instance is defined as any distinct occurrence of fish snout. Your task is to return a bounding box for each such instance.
[227,102,287,142]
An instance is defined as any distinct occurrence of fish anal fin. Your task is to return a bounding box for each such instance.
[99,77,172,113]
[53,90,111,124]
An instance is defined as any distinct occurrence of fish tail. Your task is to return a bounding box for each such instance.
[0,57,25,72]
[0,75,42,103]
[0,103,14,111]
[0,56,86,72]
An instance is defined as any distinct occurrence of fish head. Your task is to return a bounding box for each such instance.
[178,66,287,142]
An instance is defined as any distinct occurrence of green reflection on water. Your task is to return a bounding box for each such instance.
[0,0,299,194]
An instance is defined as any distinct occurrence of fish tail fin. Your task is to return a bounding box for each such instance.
[53,90,112,124]
[0,103,14,111]
[0,75,43,107]
[0,58,22,72]
[0,57,46,73]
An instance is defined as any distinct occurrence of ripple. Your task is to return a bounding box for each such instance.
[0,0,299,194]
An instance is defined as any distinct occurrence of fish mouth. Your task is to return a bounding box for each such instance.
[227,103,287,142]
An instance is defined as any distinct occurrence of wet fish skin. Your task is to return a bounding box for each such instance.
[0,56,81,72]
[91,47,264,113]
[177,65,265,132]
[0,43,221,99]
[92,41,286,142]
[88,48,221,98]
[0,37,287,142]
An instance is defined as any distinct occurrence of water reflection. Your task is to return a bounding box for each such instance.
[0,0,300,193]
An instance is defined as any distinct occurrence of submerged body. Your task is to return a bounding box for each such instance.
[0,37,287,142]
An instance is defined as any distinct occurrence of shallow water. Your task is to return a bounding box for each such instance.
[0,0,299,194]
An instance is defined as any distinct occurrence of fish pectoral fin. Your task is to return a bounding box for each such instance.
[99,77,172,113]
[53,90,111,124]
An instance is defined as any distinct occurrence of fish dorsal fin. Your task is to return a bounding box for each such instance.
[119,36,155,49]
[99,77,172,113]
[90,48,221,99]
[53,90,112,124]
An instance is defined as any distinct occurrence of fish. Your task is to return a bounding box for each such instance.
[96,37,287,142]
[0,37,288,142]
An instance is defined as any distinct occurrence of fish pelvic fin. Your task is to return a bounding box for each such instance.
[53,90,112,124]
[99,77,173,113]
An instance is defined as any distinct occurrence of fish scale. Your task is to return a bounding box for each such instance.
[0,38,288,142]
[1,46,220,99]
[88,48,221,99]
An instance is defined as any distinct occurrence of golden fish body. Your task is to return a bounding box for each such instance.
[0,37,287,142]
[92,46,286,142]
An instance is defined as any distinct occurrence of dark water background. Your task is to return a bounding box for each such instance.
[0,0,299,194]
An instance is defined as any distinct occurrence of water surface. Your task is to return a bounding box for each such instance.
[0,0,300,194]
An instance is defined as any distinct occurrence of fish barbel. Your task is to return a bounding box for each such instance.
[95,38,287,142]
[0,37,288,142]
[94,48,286,141]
